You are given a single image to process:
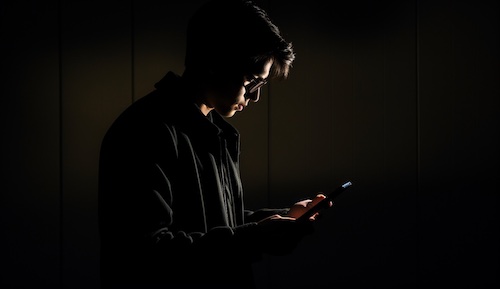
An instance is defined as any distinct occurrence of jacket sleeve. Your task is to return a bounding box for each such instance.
[142,155,291,261]
[244,208,290,223]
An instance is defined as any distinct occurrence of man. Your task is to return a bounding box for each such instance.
[98,0,329,288]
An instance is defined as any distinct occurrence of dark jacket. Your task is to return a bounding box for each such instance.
[98,72,287,289]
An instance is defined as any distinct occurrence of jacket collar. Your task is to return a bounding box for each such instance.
[154,71,240,154]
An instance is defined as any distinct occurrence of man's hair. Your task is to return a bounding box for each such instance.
[185,0,295,79]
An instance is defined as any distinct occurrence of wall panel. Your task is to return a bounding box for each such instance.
[418,0,499,288]
[0,1,61,287]
[60,1,132,287]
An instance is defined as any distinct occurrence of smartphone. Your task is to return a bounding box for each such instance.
[296,181,352,222]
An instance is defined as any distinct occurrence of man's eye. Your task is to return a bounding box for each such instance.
[245,75,256,82]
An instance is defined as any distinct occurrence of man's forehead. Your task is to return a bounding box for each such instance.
[256,60,273,79]
[248,59,273,79]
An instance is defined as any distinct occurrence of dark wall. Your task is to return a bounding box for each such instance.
[1,0,498,288]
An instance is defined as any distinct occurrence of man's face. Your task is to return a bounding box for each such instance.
[205,60,272,118]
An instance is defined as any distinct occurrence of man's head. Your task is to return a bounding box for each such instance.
[184,0,295,117]
[185,0,295,79]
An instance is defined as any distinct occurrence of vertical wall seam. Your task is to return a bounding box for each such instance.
[352,37,356,189]
[57,0,64,287]
[131,0,135,103]
[415,0,421,287]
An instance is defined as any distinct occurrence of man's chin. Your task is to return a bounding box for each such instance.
[215,109,237,118]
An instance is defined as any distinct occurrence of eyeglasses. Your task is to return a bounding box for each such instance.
[245,76,268,94]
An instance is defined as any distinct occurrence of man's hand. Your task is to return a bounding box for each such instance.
[285,194,333,221]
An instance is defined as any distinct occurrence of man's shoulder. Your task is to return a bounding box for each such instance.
[110,72,187,126]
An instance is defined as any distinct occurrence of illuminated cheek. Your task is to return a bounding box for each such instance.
[238,86,246,96]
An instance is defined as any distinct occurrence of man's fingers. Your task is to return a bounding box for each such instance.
[311,194,334,208]
[309,212,320,221]
[258,214,296,224]
[310,194,326,206]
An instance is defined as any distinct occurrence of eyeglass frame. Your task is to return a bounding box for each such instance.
[245,76,268,94]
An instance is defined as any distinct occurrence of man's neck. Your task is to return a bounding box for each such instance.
[198,103,212,116]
